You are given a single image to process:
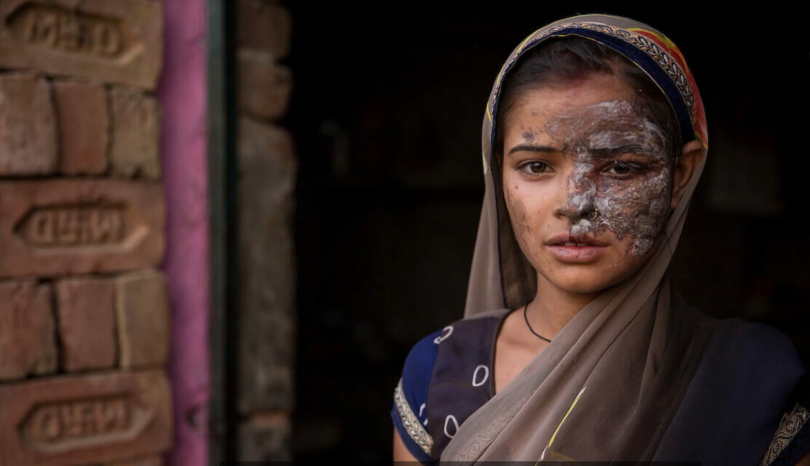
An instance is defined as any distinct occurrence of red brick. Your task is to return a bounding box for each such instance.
[110,87,161,179]
[116,271,169,369]
[55,278,116,372]
[238,50,292,120]
[0,73,57,175]
[0,370,172,466]
[0,280,57,380]
[0,179,165,278]
[54,80,109,175]
[0,0,164,90]
[237,0,291,59]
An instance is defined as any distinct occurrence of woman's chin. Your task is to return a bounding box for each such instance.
[542,266,632,297]
[551,278,612,296]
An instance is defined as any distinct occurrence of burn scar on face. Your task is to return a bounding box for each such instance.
[522,127,541,143]
[546,100,671,256]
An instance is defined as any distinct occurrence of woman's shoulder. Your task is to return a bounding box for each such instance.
[400,329,443,393]
[763,375,810,466]
[714,320,810,466]
[703,318,810,465]
[392,313,507,463]
[400,309,509,384]
[712,318,803,371]
[392,329,442,463]
[716,318,794,346]
[705,318,805,404]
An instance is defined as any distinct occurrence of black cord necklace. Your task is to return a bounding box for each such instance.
[523,302,552,343]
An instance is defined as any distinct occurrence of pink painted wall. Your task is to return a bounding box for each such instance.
[158,0,209,465]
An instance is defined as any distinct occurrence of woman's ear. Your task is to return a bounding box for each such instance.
[671,140,706,211]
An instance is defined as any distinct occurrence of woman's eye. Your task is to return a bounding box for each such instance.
[604,162,641,176]
[520,161,551,175]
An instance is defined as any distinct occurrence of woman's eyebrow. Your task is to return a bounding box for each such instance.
[589,145,662,158]
[507,144,560,156]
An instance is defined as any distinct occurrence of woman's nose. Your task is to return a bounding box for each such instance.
[556,173,596,221]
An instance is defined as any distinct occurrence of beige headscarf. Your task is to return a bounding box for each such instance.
[446,15,801,463]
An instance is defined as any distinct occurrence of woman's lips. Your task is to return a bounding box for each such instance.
[545,234,608,263]
[547,244,606,262]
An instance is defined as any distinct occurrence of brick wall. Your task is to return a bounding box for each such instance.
[234,0,296,460]
[0,1,172,465]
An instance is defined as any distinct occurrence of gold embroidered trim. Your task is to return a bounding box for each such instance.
[394,378,433,456]
[555,23,694,111]
[761,404,810,466]
[492,22,695,127]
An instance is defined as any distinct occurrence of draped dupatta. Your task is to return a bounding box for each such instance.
[448,15,804,464]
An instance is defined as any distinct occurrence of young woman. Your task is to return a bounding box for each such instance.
[391,14,810,465]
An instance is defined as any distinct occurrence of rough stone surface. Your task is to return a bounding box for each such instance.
[238,414,291,461]
[0,73,57,175]
[110,87,161,179]
[0,179,165,278]
[237,118,296,414]
[0,370,172,466]
[238,50,292,120]
[0,280,57,380]
[55,277,116,372]
[116,270,170,369]
[53,79,109,174]
[237,0,291,58]
[0,0,164,89]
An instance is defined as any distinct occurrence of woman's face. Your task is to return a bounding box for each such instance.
[501,72,674,295]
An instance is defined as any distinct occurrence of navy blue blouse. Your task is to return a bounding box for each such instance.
[391,314,502,463]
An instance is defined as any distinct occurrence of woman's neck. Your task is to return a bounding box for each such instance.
[529,276,600,338]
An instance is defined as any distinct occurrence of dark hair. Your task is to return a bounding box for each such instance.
[494,36,682,163]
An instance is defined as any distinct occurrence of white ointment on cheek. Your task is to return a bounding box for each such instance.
[546,100,671,256]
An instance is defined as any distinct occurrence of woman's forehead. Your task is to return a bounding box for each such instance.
[505,96,667,158]
[505,77,654,141]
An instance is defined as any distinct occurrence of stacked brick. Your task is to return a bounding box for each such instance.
[0,1,172,465]
[235,0,296,460]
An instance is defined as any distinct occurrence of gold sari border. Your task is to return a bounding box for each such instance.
[394,378,434,456]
